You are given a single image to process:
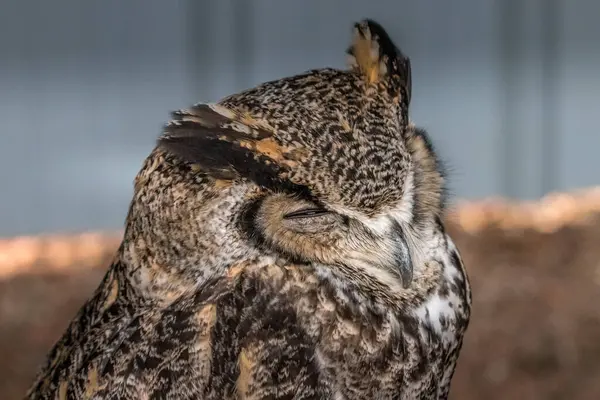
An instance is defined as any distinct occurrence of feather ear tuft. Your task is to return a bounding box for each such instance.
[347,19,412,105]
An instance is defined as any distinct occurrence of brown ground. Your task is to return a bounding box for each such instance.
[2,189,600,399]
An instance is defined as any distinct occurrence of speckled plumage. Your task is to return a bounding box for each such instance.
[27,19,471,400]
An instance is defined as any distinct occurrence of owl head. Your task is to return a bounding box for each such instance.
[125,19,446,297]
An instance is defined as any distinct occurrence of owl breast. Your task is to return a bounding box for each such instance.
[414,234,471,342]
[272,232,470,399]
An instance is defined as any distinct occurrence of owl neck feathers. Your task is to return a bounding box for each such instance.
[111,149,262,305]
[405,124,447,230]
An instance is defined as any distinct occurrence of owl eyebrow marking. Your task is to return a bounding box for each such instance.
[160,134,311,197]
[167,104,272,141]
[158,103,314,199]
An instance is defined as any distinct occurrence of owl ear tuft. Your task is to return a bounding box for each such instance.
[347,19,412,105]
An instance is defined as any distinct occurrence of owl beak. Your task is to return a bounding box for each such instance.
[391,233,414,288]
[349,218,414,289]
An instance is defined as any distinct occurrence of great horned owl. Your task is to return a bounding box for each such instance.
[27,19,471,399]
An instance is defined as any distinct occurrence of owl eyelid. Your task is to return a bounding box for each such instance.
[283,208,330,220]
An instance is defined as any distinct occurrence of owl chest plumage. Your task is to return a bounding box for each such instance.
[26,246,470,400]
[300,251,470,398]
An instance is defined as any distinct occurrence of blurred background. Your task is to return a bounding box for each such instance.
[1,0,599,399]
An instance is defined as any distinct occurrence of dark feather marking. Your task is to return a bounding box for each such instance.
[169,104,272,140]
[164,120,251,142]
[204,272,323,399]
[158,136,311,197]
[171,104,233,128]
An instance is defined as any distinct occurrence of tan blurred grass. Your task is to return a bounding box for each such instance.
[1,188,600,399]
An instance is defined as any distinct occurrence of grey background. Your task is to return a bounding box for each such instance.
[1,0,598,236]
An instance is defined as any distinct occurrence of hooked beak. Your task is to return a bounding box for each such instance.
[390,231,413,288]
[346,218,414,289]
